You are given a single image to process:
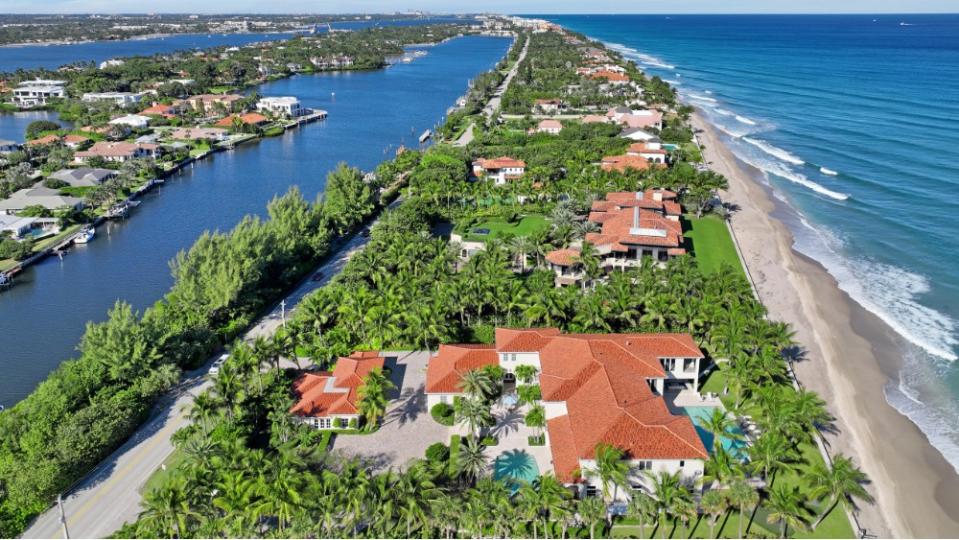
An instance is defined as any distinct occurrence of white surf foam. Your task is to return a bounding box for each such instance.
[714,108,735,117]
[705,90,713,94]
[792,221,958,361]
[605,42,676,70]
[688,93,718,103]
[742,136,805,165]
[664,79,681,86]
[739,153,849,201]
[735,115,757,126]
[820,167,839,176]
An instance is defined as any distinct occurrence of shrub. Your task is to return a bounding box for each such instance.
[431,402,455,426]
[480,435,499,446]
[42,178,69,190]
[528,434,546,446]
[348,418,358,429]
[335,418,347,429]
[425,442,450,463]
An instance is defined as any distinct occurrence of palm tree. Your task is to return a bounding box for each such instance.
[138,477,196,538]
[459,368,495,400]
[456,397,493,439]
[525,404,546,439]
[577,496,606,539]
[647,471,693,540]
[701,407,742,453]
[357,367,395,430]
[807,454,874,530]
[458,435,489,485]
[766,484,810,537]
[726,478,759,539]
[748,432,795,483]
[699,489,728,539]
[515,364,538,384]
[587,443,630,502]
[627,492,657,540]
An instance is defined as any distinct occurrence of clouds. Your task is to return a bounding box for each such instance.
[4,0,958,14]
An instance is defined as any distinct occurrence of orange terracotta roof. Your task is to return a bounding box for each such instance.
[476,156,526,170]
[289,351,383,418]
[582,115,608,124]
[495,328,562,352]
[425,344,499,393]
[628,142,668,155]
[601,154,650,173]
[590,70,630,82]
[214,112,269,127]
[63,134,90,144]
[26,134,60,146]
[584,203,683,249]
[545,248,581,267]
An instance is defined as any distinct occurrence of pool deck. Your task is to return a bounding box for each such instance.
[664,389,724,413]
[482,402,554,477]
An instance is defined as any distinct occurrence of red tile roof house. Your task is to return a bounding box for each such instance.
[533,98,565,114]
[471,157,526,185]
[63,134,92,149]
[214,112,270,129]
[289,351,385,429]
[627,141,669,164]
[530,119,563,135]
[184,93,245,113]
[73,141,161,163]
[425,328,708,495]
[546,190,684,285]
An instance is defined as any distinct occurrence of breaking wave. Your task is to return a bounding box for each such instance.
[742,137,805,165]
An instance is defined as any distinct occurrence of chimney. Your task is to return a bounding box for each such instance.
[633,206,640,229]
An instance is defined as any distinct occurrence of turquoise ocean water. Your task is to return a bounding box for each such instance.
[541,14,959,471]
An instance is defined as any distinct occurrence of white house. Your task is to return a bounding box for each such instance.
[256,96,307,118]
[533,119,563,135]
[626,141,668,164]
[109,114,152,129]
[472,156,526,185]
[0,186,84,215]
[621,127,658,142]
[82,92,144,106]
[12,80,66,107]
[0,140,20,154]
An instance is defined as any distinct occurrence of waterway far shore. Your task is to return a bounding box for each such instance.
[693,112,959,537]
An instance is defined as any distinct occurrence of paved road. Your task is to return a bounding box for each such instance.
[22,205,394,539]
[483,36,529,119]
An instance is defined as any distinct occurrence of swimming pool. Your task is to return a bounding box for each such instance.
[683,406,749,460]
[493,449,540,490]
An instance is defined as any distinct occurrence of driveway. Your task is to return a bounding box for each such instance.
[330,351,449,470]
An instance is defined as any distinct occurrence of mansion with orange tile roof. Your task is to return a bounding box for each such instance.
[425,328,708,491]
[546,189,685,285]
[471,157,526,185]
[289,351,385,429]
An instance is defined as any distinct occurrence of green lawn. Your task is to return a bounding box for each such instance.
[459,215,549,242]
[140,448,187,496]
[448,435,461,477]
[683,214,744,277]
[682,141,704,163]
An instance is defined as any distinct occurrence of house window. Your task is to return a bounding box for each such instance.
[679,460,685,467]
[317,417,332,429]
[440,395,449,404]
[684,358,697,372]
[662,358,675,371]
[636,460,653,471]
[585,485,598,498]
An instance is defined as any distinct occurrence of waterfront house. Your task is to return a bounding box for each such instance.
[50,167,117,187]
[256,96,307,118]
[532,119,563,135]
[25,134,61,147]
[141,102,184,118]
[109,114,151,129]
[289,351,385,429]
[74,141,161,163]
[12,79,66,108]
[472,157,526,185]
[590,71,630,85]
[425,328,708,495]
[0,214,58,240]
[627,141,668,164]
[184,93,244,113]
[0,186,84,215]
[82,92,144,106]
[214,112,270,129]
[0,140,20,154]
[63,134,92,149]
[168,127,229,141]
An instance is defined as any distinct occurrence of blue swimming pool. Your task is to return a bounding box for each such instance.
[493,449,540,491]
[683,406,749,460]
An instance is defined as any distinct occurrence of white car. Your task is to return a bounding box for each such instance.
[208,353,230,376]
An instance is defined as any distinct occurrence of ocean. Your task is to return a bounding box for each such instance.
[540,14,959,472]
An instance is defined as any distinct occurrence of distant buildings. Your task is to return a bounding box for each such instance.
[184,93,244,113]
[0,186,84,215]
[109,114,152,129]
[0,140,20,154]
[533,98,565,114]
[168,127,229,141]
[82,92,143,106]
[214,112,269,128]
[532,119,563,135]
[74,141,160,163]
[49,167,117,187]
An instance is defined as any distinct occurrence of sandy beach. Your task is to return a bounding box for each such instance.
[693,113,959,538]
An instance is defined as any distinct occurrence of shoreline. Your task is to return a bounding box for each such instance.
[693,112,959,537]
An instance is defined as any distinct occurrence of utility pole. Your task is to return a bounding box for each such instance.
[57,494,70,539]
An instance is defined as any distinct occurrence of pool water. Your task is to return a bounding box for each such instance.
[683,406,749,460]
[493,449,540,491]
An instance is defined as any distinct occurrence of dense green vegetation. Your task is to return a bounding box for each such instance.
[0,164,388,536]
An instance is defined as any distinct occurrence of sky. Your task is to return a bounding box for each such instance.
[3,0,959,14]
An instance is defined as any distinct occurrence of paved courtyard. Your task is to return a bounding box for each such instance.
[330,351,449,470]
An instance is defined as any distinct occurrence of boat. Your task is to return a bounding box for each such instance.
[419,130,432,143]
[74,226,95,244]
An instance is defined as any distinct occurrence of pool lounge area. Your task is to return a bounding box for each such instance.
[683,406,749,460]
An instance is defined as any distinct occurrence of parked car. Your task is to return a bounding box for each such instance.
[208,353,229,376]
